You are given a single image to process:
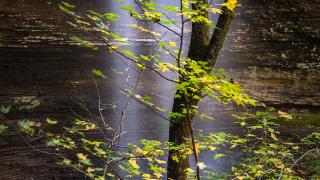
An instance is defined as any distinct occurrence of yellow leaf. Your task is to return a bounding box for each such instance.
[168,41,176,47]
[46,118,58,125]
[154,172,163,179]
[211,8,222,14]
[194,143,200,156]
[137,63,145,69]
[222,0,238,11]
[155,159,166,164]
[201,76,210,83]
[155,106,164,111]
[158,63,170,73]
[209,146,217,151]
[271,133,278,140]
[86,167,94,173]
[77,153,87,161]
[185,168,194,173]
[91,141,102,147]
[62,158,71,165]
[235,176,245,180]
[230,144,238,149]
[293,146,300,150]
[278,111,293,119]
[133,147,145,155]
[142,173,152,179]
[85,124,96,130]
[128,159,140,169]
[171,155,179,163]
[285,168,294,174]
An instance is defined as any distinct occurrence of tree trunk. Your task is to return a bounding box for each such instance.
[167,94,191,180]
[167,1,236,179]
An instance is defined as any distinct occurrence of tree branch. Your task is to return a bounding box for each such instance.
[203,2,236,67]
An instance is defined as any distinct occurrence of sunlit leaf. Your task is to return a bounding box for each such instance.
[129,159,140,169]
[168,41,177,47]
[222,0,238,11]
[158,63,170,73]
[46,118,58,125]
[214,153,226,160]
[278,111,293,120]
[197,162,207,169]
[104,13,119,21]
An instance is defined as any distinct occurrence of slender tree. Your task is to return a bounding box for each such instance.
[45,0,247,179]
[167,0,236,179]
[4,1,319,179]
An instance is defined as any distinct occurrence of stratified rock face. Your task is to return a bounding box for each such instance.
[219,0,320,105]
[0,0,319,179]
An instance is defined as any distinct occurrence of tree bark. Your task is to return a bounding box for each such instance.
[167,1,236,179]
[167,94,192,180]
[203,5,236,68]
[188,0,210,61]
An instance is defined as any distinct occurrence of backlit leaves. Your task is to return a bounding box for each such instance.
[41,1,319,179]
[213,153,226,160]
[104,13,119,21]
[92,69,106,78]
[128,159,140,169]
[158,62,170,72]
[61,1,75,9]
[222,0,238,11]
[168,41,177,47]
[210,8,222,14]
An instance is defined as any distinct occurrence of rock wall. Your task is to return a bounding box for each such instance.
[0,0,319,179]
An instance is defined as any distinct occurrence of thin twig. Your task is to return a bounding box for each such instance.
[185,96,201,180]
[133,0,181,37]
[111,70,143,147]
[289,148,319,169]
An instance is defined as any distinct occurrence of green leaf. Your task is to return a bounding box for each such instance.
[122,50,137,58]
[87,10,103,18]
[214,153,226,160]
[18,120,41,136]
[0,105,11,114]
[163,5,179,12]
[0,124,8,134]
[62,158,72,165]
[61,1,75,8]
[140,55,150,61]
[92,69,105,78]
[104,13,119,21]
[80,159,92,165]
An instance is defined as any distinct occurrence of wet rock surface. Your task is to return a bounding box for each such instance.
[0,0,319,179]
